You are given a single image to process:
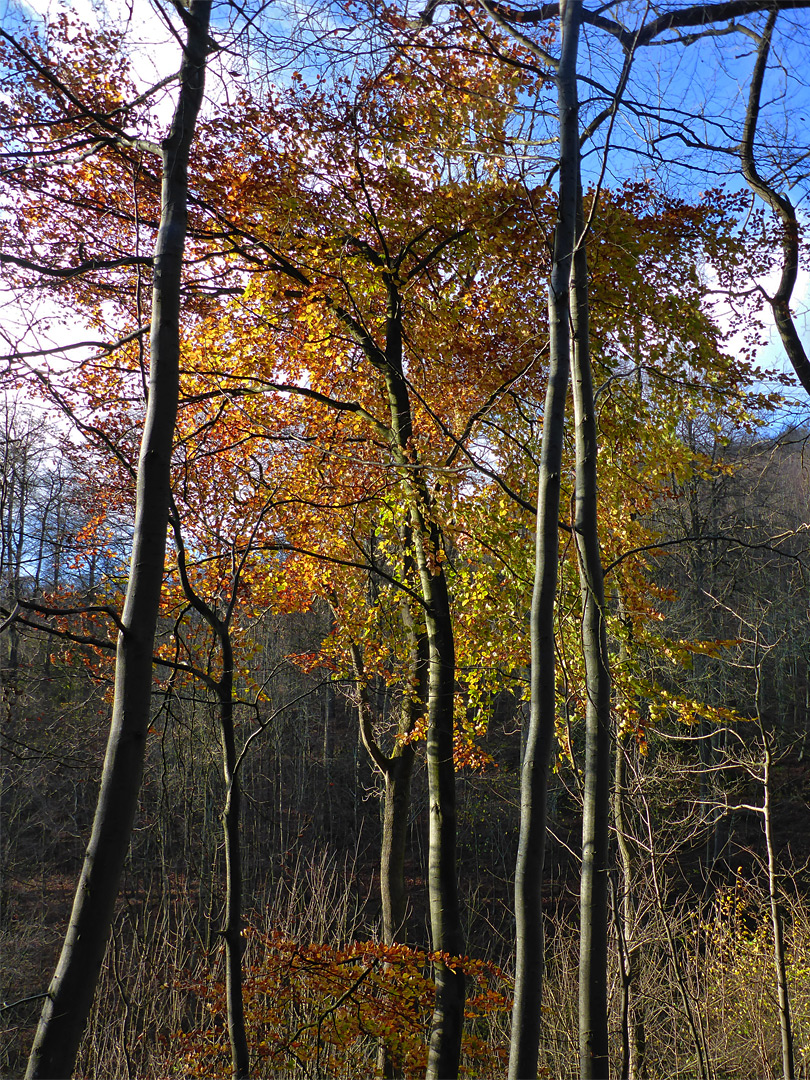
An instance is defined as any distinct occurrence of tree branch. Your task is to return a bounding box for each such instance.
[0,253,152,279]
[739,9,810,398]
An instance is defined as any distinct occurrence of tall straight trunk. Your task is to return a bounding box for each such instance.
[24,8,211,1077]
[508,3,580,1076]
[379,275,464,1079]
[614,731,646,1080]
[214,628,250,1079]
[387,607,424,946]
[377,746,416,1080]
[352,588,422,1079]
[571,187,612,1079]
[380,751,415,944]
[421,550,465,1080]
[756,654,795,1080]
[383,545,428,951]
[612,604,642,1080]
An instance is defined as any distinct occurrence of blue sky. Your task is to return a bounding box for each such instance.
[2,0,809,419]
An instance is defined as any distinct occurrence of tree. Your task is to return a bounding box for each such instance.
[0,6,215,1076]
[4,3,810,1076]
[740,8,810,398]
[168,40,546,1075]
[203,55,783,1075]
[430,3,810,1075]
[508,6,578,1073]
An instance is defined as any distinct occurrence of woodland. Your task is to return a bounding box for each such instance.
[2,1,810,1078]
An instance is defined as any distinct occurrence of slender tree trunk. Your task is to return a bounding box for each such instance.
[378,276,464,1079]
[756,654,795,1080]
[400,455,465,1080]
[351,611,420,1080]
[764,747,794,1080]
[381,546,427,954]
[421,553,465,1080]
[507,289,570,1079]
[377,738,416,1080]
[350,620,420,956]
[642,793,710,1080]
[571,185,612,1080]
[614,768,632,1080]
[612,602,642,1080]
[359,508,463,1080]
[380,753,415,944]
[740,9,810,396]
[24,9,211,1077]
[171,506,251,1078]
[218,635,250,1079]
[508,3,579,1076]
[381,600,425,949]
[614,735,645,1080]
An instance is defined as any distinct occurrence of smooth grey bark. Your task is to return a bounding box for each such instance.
[252,205,466,1078]
[171,513,250,1080]
[613,735,646,1080]
[507,5,580,1077]
[740,8,810,397]
[24,7,211,1077]
[421,554,465,1080]
[379,277,465,1080]
[351,599,423,1080]
[571,191,612,1080]
[350,628,420,948]
[754,646,795,1080]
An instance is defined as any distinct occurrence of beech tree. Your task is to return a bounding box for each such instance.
[165,38,551,1075]
[186,54,777,1078]
[2,17,536,1073]
[1,4,214,1076]
[3,2,810,1078]
[423,3,810,1076]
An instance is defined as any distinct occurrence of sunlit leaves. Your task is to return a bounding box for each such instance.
[172,934,511,1079]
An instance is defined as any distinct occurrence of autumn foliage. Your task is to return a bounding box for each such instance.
[172,935,511,1079]
[3,2,810,1079]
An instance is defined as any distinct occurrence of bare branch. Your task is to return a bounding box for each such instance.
[739,9,810,398]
